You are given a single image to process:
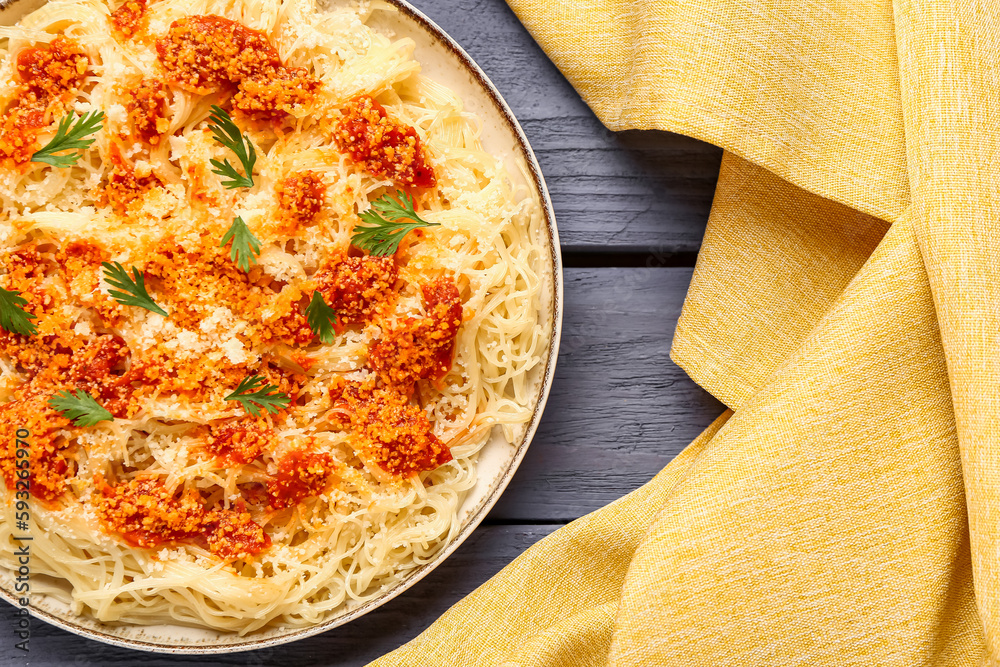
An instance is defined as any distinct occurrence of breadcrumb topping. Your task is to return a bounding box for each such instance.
[109,0,148,40]
[0,242,159,501]
[205,418,274,465]
[233,65,320,119]
[331,377,452,477]
[156,15,319,117]
[104,145,164,213]
[0,37,90,166]
[95,476,270,560]
[274,171,326,234]
[314,254,398,325]
[334,95,436,188]
[15,37,89,99]
[0,394,73,503]
[268,447,336,509]
[135,238,313,394]
[95,477,205,547]
[0,14,472,562]
[125,78,169,144]
[204,508,271,560]
[368,277,462,387]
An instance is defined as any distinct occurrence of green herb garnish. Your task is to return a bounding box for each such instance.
[220,216,262,272]
[0,287,37,336]
[102,261,168,317]
[224,375,291,417]
[350,190,439,257]
[304,291,337,344]
[31,111,105,168]
[48,389,114,427]
[207,105,256,189]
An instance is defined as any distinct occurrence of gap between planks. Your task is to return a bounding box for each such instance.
[561,250,699,268]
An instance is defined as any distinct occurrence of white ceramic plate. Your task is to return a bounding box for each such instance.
[0,0,562,654]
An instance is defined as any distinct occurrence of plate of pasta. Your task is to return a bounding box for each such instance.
[0,0,560,653]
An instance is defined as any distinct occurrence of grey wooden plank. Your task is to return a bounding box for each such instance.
[489,267,724,521]
[410,0,723,253]
[0,525,558,666]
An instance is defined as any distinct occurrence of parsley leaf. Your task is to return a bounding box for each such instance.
[102,261,168,317]
[304,291,337,344]
[32,111,105,168]
[207,105,256,189]
[224,375,291,417]
[48,389,114,427]
[220,216,262,272]
[350,190,439,257]
[0,287,37,336]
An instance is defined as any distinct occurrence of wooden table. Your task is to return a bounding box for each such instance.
[1,0,725,663]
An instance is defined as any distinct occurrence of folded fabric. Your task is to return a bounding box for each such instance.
[370,1,998,664]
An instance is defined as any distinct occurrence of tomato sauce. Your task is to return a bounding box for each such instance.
[421,277,463,381]
[205,419,273,465]
[0,395,74,502]
[156,15,318,118]
[275,172,326,231]
[97,478,204,548]
[104,146,163,213]
[126,78,168,144]
[314,255,398,325]
[334,95,436,188]
[367,276,462,387]
[67,335,129,385]
[0,37,90,166]
[96,477,271,560]
[268,448,334,509]
[203,509,271,560]
[109,0,148,39]
[16,38,89,98]
[64,335,150,418]
[331,379,452,477]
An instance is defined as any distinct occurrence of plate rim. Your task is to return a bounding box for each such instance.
[1,0,565,655]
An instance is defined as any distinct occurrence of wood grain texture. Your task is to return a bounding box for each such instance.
[408,0,723,253]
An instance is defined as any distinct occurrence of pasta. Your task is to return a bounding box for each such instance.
[0,0,548,633]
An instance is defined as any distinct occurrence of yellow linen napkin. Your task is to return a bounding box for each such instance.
[371,0,998,664]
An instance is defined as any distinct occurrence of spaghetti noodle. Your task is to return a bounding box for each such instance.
[0,0,548,633]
